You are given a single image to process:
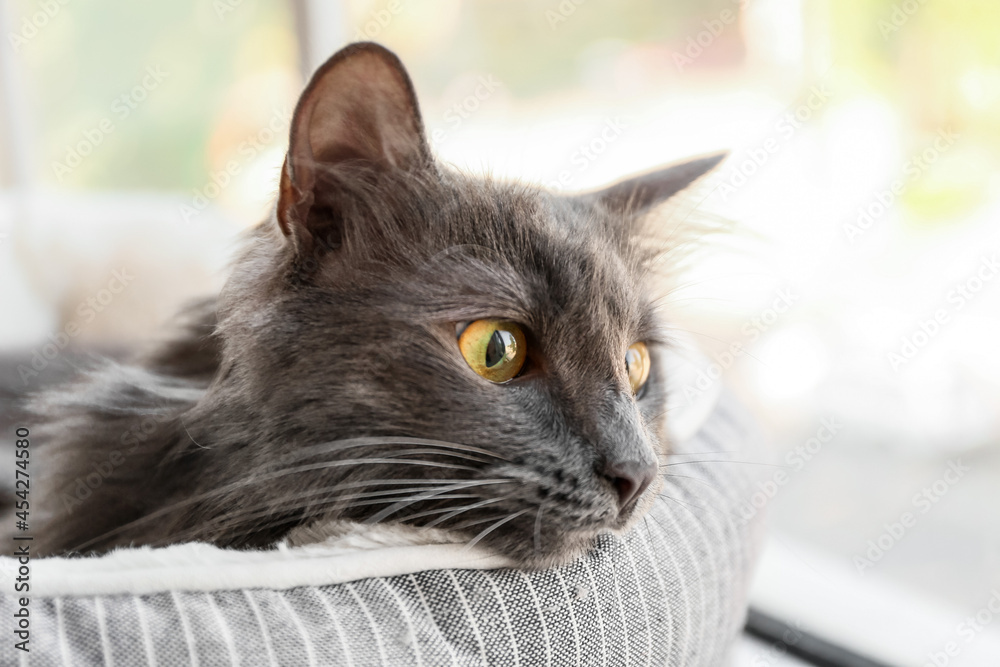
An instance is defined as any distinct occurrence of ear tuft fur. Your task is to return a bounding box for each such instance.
[581,151,727,218]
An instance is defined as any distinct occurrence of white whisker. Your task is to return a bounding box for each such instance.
[417,497,507,527]
[365,480,512,524]
[463,509,529,552]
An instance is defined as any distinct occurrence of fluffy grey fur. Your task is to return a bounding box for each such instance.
[30,43,723,567]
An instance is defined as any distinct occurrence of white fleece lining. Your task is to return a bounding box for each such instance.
[24,345,720,598]
[32,540,513,597]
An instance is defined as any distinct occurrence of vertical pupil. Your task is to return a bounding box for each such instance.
[485,330,512,368]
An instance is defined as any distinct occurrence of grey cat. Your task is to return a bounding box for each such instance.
[30,42,723,568]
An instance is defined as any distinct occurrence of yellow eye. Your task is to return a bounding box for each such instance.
[458,319,527,384]
[625,341,650,394]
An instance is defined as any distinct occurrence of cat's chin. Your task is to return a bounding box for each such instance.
[463,499,663,570]
[497,530,607,570]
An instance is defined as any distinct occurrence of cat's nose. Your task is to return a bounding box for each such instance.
[603,460,657,509]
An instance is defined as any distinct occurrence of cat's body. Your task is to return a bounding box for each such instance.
[30,43,723,567]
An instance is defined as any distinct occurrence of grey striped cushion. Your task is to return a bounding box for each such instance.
[2,394,762,666]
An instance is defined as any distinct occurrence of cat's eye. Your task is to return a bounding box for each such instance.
[458,319,527,383]
[625,342,651,395]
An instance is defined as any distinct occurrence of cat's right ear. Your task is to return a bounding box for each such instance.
[276,42,433,255]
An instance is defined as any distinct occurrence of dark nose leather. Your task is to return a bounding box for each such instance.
[603,460,657,509]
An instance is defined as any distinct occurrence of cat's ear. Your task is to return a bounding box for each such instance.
[581,152,727,217]
[277,42,432,253]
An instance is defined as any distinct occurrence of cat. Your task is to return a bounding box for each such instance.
[29,42,723,568]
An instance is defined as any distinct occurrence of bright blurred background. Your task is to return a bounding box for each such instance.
[2,0,999,661]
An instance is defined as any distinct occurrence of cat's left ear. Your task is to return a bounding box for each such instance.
[277,42,432,254]
[580,152,727,218]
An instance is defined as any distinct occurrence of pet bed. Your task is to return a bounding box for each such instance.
[1,353,765,666]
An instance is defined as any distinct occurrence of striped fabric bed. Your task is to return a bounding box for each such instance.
[1,392,764,667]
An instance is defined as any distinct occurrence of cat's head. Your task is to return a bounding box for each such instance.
[207,43,723,567]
